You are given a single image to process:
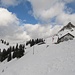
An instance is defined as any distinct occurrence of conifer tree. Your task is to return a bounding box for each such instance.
[7,52,11,62]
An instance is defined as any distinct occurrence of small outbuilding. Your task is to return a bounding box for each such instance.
[57,33,74,43]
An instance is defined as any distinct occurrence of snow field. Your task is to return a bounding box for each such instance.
[0,38,75,75]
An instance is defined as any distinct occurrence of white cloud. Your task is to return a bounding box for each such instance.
[28,0,75,24]
[24,24,51,39]
[56,12,75,25]
[0,8,19,38]
[20,23,63,42]
[28,0,60,21]
[0,8,19,26]
[38,3,64,21]
[0,8,62,43]
[0,8,30,42]
[0,0,21,7]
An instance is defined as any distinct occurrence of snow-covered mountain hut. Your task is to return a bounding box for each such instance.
[57,33,74,43]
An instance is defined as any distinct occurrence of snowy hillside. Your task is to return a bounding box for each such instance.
[0,37,75,75]
[0,40,9,51]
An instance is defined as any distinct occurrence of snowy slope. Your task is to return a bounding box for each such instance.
[0,37,75,75]
[0,41,9,51]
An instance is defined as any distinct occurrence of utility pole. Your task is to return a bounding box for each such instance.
[33,45,34,55]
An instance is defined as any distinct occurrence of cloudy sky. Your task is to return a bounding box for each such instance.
[0,0,75,42]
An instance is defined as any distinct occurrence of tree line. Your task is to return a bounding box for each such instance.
[0,39,9,45]
[0,43,25,62]
[0,38,45,62]
[26,38,45,47]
